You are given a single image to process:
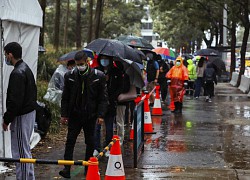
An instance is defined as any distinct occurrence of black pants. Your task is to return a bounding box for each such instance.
[158,78,168,101]
[204,81,214,98]
[187,81,195,95]
[64,113,96,167]
[125,101,135,124]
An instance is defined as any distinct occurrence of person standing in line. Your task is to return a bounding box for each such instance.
[186,58,197,96]
[166,56,189,113]
[145,53,159,106]
[157,55,170,104]
[93,55,125,157]
[59,51,108,178]
[204,62,217,102]
[2,42,37,180]
[194,56,206,99]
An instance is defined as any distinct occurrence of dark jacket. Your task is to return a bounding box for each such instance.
[146,60,159,82]
[97,65,127,114]
[204,63,217,84]
[158,60,169,79]
[61,67,108,119]
[4,60,37,125]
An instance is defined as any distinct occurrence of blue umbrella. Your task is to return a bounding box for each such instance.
[58,48,94,62]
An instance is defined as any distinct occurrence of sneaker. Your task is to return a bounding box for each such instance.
[93,149,99,156]
[195,96,198,99]
[208,98,212,103]
[59,168,71,178]
[205,96,209,102]
[105,150,110,157]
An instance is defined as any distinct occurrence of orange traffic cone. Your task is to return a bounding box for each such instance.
[105,135,125,180]
[152,85,163,116]
[129,120,134,140]
[144,91,155,134]
[86,157,100,180]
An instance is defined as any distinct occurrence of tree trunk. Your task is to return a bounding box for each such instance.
[237,0,250,87]
[219,20,223,45]
[54,0,60,51]
[76,0,82,48]
[230,21,236,79]
[63,0,70,49]
[87,0,94,43]
[94,0,104,39]
[39,0,46,46]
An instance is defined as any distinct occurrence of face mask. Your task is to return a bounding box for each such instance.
[5,57,11,66]
[77,64,88,72]
[100,59,110,67]
[176,62,181,66]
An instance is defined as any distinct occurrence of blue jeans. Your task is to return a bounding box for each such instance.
[94,115,114,151]
[194,77,203,97]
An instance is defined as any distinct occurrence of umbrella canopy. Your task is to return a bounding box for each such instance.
[194,48,219,56]
[181,54,193,61]
[115,58,144,88]
[153,47,176,60]
[58,48,94,62]
[117,35,154,49]
[207,56,226,75]
[86,38,143,64]
[140,49,157,60]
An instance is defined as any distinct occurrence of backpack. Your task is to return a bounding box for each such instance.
[205,68,214,82]
[35,101,52,138]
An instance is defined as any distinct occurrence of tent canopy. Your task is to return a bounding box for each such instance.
[0,0,43,27]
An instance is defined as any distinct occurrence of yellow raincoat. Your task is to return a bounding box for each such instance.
[166,57,189,102]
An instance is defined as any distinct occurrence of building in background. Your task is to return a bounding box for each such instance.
[140,5,159,48]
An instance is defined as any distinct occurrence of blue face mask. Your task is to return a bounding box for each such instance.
[100,59,110,67]
[5,57,11,66]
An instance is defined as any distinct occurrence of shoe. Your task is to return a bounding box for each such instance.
[93,149,99,156]
[105,150,110,157]
[59,168,71,178]
[205,96,209,102]
[208,98,212,103]
[195,96,198,99]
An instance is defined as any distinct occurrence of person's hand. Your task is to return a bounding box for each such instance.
[184,82,188,89]
[97,118,104,125]
[154,78,158,83]
[2,122,8,131]
[60,117,69,125]
[167,80,171,85]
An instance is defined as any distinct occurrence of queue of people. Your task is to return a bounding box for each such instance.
[2,41,217,179]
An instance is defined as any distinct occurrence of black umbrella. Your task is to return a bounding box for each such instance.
[207,56,226,75]
[58,48,94,62]
[117,35,154,49]
[194,48,219,56]
[140,49,157,60]
[115,59,144,88]
[86,38,142,64]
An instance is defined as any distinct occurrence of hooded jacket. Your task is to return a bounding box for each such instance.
[187,59,197,81]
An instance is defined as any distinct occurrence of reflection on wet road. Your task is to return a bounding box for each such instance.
[135,83,250,179]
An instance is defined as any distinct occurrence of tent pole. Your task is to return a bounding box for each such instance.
[0,19,5,158]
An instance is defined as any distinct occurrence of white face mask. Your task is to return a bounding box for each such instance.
[176,62,181,66]
[77,64,88,71]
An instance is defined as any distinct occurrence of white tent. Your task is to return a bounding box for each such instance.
[0,0,43,172]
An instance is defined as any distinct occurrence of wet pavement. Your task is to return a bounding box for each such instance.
[1,82,250,179]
